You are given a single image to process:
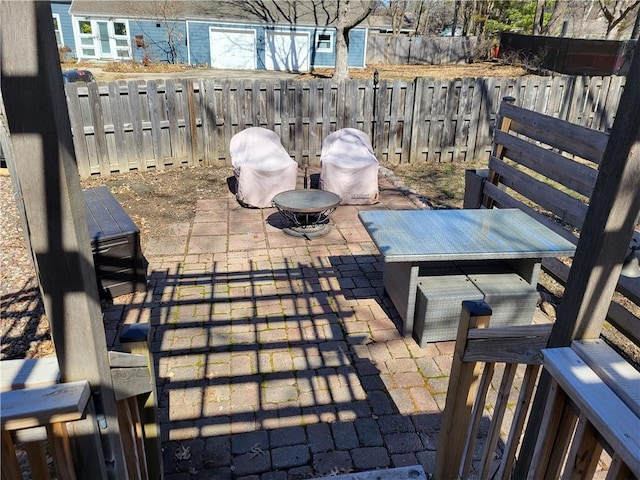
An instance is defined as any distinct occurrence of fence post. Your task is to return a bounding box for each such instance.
[433,300,492,479]
[374,79,386,160]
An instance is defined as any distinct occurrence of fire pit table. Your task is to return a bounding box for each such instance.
[272,189,341,238]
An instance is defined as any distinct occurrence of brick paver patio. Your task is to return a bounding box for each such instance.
[105,176,535,480]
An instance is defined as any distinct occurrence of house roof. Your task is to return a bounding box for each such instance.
[68,0,367,27]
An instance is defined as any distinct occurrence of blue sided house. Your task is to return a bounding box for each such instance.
[51,0,368,71]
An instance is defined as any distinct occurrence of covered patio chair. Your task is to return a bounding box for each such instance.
[230,127,299,208]
[319,128,379,205]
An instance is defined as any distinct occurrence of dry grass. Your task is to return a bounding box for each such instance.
[386,160,487,209]
[301,62,529,81]
[68,59,528,82]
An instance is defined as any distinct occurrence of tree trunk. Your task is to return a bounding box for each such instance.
[533,0,545,34]
[452,0,460,36]
[334,27,350,82]
[632,7,640,38]
[332,0,374,82]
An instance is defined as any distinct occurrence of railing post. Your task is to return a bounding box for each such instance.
[433,300,492,479]
[120,324,163,480]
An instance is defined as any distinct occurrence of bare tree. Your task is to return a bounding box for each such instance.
[451,0,461,36]
[532,0,546,34]
[380,0,411,36]
[334,1,376,81]
[598,0,640,38]
[632,5,640,38]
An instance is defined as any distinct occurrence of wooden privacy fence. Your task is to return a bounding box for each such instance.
[366,34,478,65]
[65,75,626,179]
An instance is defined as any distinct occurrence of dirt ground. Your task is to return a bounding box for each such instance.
[80,165,235,250]
[78,159,490,251]
[78,60,529,82]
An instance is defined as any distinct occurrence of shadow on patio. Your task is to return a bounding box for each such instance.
[105,190,513,479]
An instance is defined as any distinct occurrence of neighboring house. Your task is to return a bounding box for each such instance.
[51,0,368,71]
[51,1,74,53]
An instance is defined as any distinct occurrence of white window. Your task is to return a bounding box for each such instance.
[315,31,333,53]
[52,14,64,47]
[77,20,96,57]
[113,21,131,59]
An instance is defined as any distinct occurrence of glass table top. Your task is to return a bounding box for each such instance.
[358,209,577,262]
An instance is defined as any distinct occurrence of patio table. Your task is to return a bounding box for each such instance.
[358,209,577,336]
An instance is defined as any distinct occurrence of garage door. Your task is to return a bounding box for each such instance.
[265,31,309,71]
[210,28,256,70]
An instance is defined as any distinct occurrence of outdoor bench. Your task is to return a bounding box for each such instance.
[83,186,147,300]
[464,97,640,341]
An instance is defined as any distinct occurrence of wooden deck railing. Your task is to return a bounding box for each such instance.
[1,325,160,480]
[434,300,552,478]
[433,301,640,479]
[531,339,640,479]
[1,380,92,480]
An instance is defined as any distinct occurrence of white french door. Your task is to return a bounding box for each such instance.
[75,19,131,60]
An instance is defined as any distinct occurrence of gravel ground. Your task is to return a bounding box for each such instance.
[0,175,52,360]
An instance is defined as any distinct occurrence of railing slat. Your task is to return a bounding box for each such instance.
[1,430,22,480]
[460,362,495,479]
[23,440,49,479]
[496,363,541,480]
[478,363,517,480]
[48,422,77,480]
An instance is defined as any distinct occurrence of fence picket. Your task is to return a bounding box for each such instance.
[87,82,110,176]
[375,79,388,159]
[362,79,375,142]
[294,82,304,164]
[146,81,163,170]
[221,81,232,162]
[66,75,625,178]
[66,83,90,177]
[467,79,483,164]
[125,82,142,171]
[185,79,198,166]
[165,79,180,164]
[199,79,211,166]
[107,82,126,173]
[308,80,319,164]
[321,81,332,143]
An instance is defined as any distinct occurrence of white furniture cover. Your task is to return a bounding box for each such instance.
[320,128,379,205]
[230,127,298,208]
